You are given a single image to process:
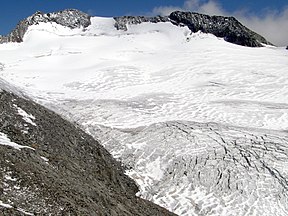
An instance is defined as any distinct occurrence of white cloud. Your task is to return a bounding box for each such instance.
[151,0,226,16]
[239,9,288,46]
[152,0,288,46]
[152,6,182,16]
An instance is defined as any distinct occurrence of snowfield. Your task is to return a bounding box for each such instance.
[1,17,288,215]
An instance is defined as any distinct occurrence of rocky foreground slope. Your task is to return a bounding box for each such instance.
[0,9,271,47]
[0,88,175,215]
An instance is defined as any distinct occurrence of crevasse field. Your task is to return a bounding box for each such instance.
[1,17,288,215]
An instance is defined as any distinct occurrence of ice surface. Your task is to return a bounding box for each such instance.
[1,19,287,130]
[88,121,288,216]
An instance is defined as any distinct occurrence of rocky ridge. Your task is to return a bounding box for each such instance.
[168,11,271,47]
[0,9,271,47]
[0,89,175,215]
[114,11,271,47]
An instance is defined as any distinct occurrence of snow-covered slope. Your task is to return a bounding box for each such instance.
[1,17,287,130]
[1,14,288,215]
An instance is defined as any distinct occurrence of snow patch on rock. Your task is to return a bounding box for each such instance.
[0,132,35,150]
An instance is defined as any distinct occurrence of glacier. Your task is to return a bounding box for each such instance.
[0,14,288,215]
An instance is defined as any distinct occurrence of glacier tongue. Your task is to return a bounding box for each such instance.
[85,121,288,216]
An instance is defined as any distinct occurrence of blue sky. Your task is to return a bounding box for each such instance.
[1,0,288,45]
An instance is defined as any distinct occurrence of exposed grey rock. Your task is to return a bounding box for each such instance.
[114,11,272,47]
[0,9,91,43]
[114,16,169,31]
[0,90,176,215]
[169,11,271,47]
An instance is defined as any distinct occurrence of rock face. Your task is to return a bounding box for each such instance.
[114,16,169,31]
[114,11,271,47]
[0,90,175,215]
[168,11,271,47]
[0,9,91,43]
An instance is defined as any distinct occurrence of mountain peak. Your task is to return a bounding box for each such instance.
[169,11,271,47]
[26,9,91,28]
[0,9,91,43]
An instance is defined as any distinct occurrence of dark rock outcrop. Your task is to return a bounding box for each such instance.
[114,16,169,31]
[168,11,271,47]
[114,11,271,47]
[0,9,91,43]
[0,90,175,215]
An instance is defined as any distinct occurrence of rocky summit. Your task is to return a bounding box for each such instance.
[0,89,175,215]
[168,11,271,47]
[0,9,91,43]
